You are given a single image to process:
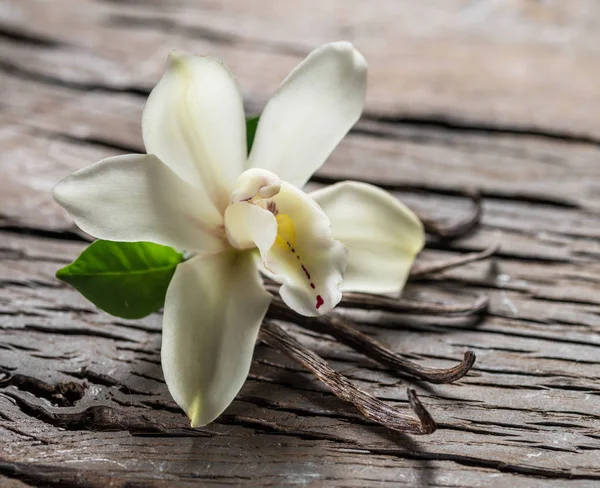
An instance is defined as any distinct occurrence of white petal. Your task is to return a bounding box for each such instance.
[161,251,271,427]
[311,181,425,295]
[224,202,277,254]
[265,182,347,317]
[53,153,224,253]
[248,42,367,188]
[143,51,247,212]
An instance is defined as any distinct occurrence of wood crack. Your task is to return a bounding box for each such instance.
[310,174,581,209]
[2,390,166,434]
[0,59,150,98]
[0,369,85,407]
[0,23,63,47]
[364,113,600,149]
[349,447,600,480]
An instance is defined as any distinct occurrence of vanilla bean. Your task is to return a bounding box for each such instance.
[259,320,436,435]
[410,242,500,278]
[268,302,475,384]
[339,291,489,316]
[264,283,487,316]
[419,190,482,240]
[321,317,475,384]
[315,316,474,384]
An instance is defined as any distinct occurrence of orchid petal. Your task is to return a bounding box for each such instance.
[248,42,367,188]
[311,181,425,294]
[264,182,347,316]
[224,202,277,254]
[53,154,224,253]
[161,251,271,427]
[143,51,247,212]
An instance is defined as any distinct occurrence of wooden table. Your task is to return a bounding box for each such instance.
[1,1,599,486]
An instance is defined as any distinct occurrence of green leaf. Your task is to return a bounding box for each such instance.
[56,240,184,319]
[246,115,259,155]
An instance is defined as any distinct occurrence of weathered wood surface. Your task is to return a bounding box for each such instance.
[1,1,599,486]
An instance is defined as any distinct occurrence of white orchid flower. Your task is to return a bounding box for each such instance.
[53,42,425,427]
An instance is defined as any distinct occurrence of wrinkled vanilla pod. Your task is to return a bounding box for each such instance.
[419,190,482,240]
[264,283,488,316]
[410,242,500,278]
[259,321,436,435]
[338,291,489,316]
[268,299,475,384]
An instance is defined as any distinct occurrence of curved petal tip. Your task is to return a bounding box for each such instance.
[328,41,368,72]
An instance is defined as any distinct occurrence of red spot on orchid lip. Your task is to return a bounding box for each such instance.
[316,295,324,309]
[310,283,316,289]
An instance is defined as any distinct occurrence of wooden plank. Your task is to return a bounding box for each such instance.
[2,0,600,137]
[2,232,600,486]
[1,1,599,486]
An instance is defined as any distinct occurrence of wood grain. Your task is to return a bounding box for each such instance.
[1,1,599,486]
